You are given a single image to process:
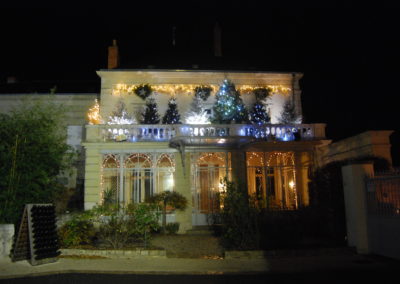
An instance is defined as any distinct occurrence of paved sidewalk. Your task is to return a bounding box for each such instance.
[0,256,268,279]
[1,250,399,280]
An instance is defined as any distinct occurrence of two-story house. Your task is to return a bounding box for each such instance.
[83,69,328,232]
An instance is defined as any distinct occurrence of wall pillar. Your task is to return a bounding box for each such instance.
[341,163,374,254]
[174,152,192,233]
[230,150,247,185]
[0,224,14,261]
[295,152,310,207]
[83,146,102,210]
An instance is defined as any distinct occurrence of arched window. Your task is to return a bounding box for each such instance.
[156,154,175,193]
[125,153,152,168]
[192,152,230,216]
[102,152,177,205]
[103,154,119,168]
[247,151,298,210]
[101,154,119,204]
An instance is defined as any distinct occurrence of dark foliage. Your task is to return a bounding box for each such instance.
[141,98,160,124]
[133,84,152,100]
[162,98,181,124]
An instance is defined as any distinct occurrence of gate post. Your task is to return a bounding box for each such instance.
[341,163,374,254]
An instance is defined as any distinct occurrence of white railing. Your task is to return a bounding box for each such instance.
[85,123,326,143]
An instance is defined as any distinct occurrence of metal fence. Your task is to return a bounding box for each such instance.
[366,172,400,217]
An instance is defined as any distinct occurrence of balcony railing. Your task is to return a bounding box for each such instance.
[85,123,326,143]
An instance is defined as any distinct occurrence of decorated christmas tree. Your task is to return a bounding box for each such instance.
[141,98,160,124]
[162,97,181,124]
[87,99,103,125]
[108,100,136,124]
[278,98,302,124]
[185,95,210,124]
[250,101,270,125]
[212,79,248,124]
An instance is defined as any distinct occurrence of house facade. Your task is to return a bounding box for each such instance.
[83,69,328,232]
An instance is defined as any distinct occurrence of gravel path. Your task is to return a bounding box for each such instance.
[150,235,224,259]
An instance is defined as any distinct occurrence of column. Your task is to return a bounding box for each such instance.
[294,152,310,207]
[174,152,192,233]
[341,163,374,254]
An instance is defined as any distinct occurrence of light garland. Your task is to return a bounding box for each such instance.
[87,99,103,125]
[112,84,291,96]
[198,152,226,166]
[246,152,264,166]
[266,152,294,167]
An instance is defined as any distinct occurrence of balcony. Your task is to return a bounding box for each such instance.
[85,123,326,147]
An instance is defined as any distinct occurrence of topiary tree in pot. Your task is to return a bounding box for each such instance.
[147,191,187,234]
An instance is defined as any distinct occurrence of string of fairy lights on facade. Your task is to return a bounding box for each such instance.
[246,152,294,167]
[112,84,292,96]
[100,153,175,203]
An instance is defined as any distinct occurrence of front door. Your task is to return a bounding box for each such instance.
[192,153,229,226]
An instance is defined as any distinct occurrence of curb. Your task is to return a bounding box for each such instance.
[61,248,167,258]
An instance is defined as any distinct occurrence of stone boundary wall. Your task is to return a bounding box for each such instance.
[317,130,394,168]
[61,248,166,258]
[0,224,14,260]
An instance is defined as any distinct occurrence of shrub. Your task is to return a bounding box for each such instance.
[219,178,260,250]
[89,203,160,248]
[0,98,75,224]
[58,213,95,247]
[165,222,180,234]
[146,191,187,234]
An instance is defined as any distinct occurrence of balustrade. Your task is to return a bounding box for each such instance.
[85,123,326,143]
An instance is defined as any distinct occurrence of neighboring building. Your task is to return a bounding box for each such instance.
[83,69,328,232]
[0,92,98,190]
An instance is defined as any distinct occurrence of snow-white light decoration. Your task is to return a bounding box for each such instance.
[185,111,211,124]
[108,110,136,125]
[185,95,210,124]
[107,100,137,125]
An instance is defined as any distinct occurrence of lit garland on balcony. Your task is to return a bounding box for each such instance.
[112,84,291,96]
[237,85,291,95]
[87,99,104,125]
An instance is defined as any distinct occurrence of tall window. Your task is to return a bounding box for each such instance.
[102,154,119,203]
[125,154,153,203]
[101,153,175,205]
[246,152,298,210]
[191,152,231,214]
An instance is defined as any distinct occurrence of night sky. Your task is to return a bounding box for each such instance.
[1,1,399,164]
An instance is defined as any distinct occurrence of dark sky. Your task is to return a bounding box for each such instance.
[1,1,399,163]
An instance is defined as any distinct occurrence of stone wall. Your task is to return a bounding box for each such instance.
[0,224,14,260]
[316,131,394,168]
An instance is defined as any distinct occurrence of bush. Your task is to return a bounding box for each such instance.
[0,98,75,224]
[219,178,260,250]
[89,203,160,248]
[146,191,187,234]
[58,213,96,247]
[165,222,180,234]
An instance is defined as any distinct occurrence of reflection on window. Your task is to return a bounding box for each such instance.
[246,152,297,210]
[101,153,175,205]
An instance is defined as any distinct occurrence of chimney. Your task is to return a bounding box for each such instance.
[108,39,119,69]
[214,22,222,57]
